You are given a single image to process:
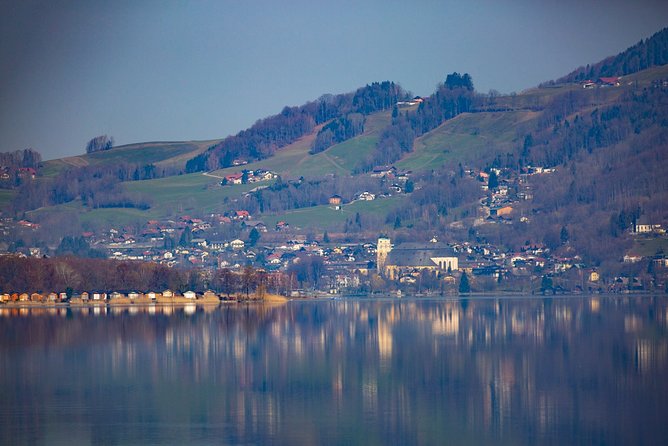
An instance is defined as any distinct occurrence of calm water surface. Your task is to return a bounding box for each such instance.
[1,296,667,445]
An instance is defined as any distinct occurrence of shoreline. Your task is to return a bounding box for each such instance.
[0,291,663,309]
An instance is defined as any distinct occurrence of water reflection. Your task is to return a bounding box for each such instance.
[1,296,667,445]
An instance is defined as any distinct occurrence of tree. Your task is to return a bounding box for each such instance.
[85,135,114,154]
[179,226,193,247]
[248,227,261,247]
[459,272,471,293]
[540,275,554,294]
[323,231,330,243]
[241,265,256,299]
[405,179,414,193]
[445,72,474,91]
[488,170,499,190]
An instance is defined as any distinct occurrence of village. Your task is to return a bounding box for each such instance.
[2,157,666,303]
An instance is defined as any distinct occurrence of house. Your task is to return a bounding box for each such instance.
[19,293,29,301]
[490,206,513,217]
[47,292,58,302]
[146,292,158,300]
[30,293,43,302]
[230,239,245,250]
[91,292,106,301]
[203,290,218,300]
[371,166,396,178]
[275,221,289,231]
[634,219,662,234]
[357,191,376,201]
[582,80,596,89]
[623,254,642,263]
[18,167,36,179]
[329,195,343,206]
[209,240,227,250]
[234,210,250,220]
[224,173,243,185]
[598,76,621,87]
[162,289,174,298]
[128,291,141,299]
[245,221,267,232]
[109,292,123,300]
[183,290,197,299]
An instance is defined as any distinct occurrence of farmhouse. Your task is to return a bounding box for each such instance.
[329,195,343,206]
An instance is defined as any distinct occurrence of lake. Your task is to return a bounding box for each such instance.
[1,296,667,445]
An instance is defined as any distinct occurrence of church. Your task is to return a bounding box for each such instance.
[377,237,459,281]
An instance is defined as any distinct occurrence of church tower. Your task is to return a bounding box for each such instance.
[376,237,392,275]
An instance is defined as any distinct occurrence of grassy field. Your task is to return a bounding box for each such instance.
[631,236,668,257]
[0,189,16,210]
[41,140,219,177]
[261,195,406,229]
[125,173,267,217]
[210,110,392,179]
[396,111,535,171]
[28,173,266,226]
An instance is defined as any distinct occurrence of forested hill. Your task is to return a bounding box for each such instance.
[557,27,668,83]
[185,81,408,172]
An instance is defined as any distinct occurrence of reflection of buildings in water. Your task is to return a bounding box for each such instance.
[625,315,643,333]
[635,339,655,373]
[183,303,196,315]
[590,297,600,313]
[362,373,378,415]
[431,306,460,336]
[554,305,571,324]
[537,392,557,435]
[377,319,393,362]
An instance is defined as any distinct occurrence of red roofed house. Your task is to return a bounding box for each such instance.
[598,77,621,87]
[224,173,243,185]
[234,210,250,220]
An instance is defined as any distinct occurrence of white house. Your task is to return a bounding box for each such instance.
[357,191,376,201]
[230,239,245,250]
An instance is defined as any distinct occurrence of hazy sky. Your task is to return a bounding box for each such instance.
[1,0,667,160]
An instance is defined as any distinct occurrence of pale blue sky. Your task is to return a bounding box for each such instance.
[1,0,667,160]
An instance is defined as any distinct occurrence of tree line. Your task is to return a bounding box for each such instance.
[10,162,162,214]
[0,255,286,297]
[556,27,668,83]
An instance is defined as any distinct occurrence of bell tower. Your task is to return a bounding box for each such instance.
[376,237,392,275]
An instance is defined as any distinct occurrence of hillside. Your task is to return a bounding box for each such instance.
[41,139,220,177]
